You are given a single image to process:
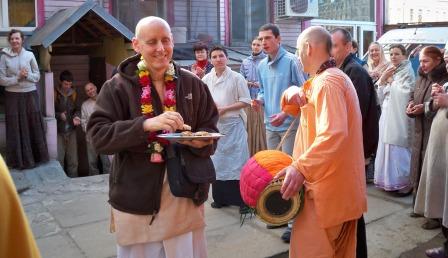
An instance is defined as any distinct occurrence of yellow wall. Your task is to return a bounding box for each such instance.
[100,37,132,66]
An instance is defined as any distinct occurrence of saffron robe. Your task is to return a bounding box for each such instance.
[282,67,367,257]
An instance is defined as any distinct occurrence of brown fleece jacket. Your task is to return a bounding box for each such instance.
[87,54,219,215]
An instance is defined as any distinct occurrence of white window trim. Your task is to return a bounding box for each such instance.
[310,19,377,55]
[309,19,376,28]
[0,0,38,31]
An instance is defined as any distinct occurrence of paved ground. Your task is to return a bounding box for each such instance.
[14,160,443,258]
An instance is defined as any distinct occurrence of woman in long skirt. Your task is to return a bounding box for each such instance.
[374,44,415,195]
[0,29,48,169]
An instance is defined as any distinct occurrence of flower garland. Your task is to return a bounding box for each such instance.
[137,57,176,163]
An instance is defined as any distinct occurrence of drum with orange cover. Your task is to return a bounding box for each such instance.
[240,150,304,226]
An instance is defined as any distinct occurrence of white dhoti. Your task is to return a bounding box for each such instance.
[117,227,206,258]
[112,174,207,258]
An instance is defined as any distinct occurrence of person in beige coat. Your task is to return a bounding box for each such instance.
[414,48,448,258]
[407,46,448,230]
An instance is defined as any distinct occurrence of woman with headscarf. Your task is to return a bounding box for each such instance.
[374,44,415,195]
[414,47,448,258]
[0,29,49,169]
[407,46,448,230]
[364,42,389,84]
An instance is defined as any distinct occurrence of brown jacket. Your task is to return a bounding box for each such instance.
[87,54,219,215]
[409,62,448,190]
[54,87,80,134]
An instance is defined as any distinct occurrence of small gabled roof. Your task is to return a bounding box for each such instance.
[25,0,133,48]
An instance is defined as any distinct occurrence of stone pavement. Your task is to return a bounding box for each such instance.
[15,161,443,258]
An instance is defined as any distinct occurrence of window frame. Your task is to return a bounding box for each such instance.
[112,0,166,31]
[0,0,38,32]
[230,0,269,45]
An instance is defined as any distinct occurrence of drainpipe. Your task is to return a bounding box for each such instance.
[108,0,113,15]
[224,0,231,46]
[269,0,275,23]
[376,0,384,39]
[37,0,45,27]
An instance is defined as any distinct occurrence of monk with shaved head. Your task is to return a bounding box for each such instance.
[88,16,219,257]
[275,26,367,258]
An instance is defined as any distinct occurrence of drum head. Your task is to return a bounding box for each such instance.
[256,180,303,226]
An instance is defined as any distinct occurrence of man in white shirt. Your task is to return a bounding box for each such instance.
[81,82,110,175]
[202,46,251,214]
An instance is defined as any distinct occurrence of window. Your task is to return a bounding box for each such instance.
[189,0,220,42]
[0,0,36,28]
[318,0,375,22]
[362,30,374,55]
[112,0,165,31]
[231,0,268,45]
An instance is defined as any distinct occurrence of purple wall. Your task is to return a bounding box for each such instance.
[376,0,384,39]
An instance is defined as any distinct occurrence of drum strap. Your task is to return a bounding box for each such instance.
[275,117,299,151]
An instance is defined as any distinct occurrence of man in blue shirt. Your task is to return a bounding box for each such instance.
[252,23,306,242]
[253,23,306,155]
[253,24,305,155]
[240,37,267,99]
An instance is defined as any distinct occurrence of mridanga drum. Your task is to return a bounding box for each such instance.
[240,150,303,225]
[256,180,303,226]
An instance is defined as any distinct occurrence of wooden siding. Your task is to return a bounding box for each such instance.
[103,0,110,13]
[50,55,89,93]
[173,0,188,27]
[44,0,110,20]
[172,0,220,42]
[276,18,301,47]
[220,0,225,44]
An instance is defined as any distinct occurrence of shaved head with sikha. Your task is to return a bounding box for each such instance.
[132,16,174,78]
[135,16,171,39]
[296,26,332,75]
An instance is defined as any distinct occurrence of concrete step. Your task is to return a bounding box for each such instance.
[11,160,68,193]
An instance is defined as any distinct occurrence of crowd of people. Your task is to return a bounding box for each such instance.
[1,16,448,258]
[364,41,448,257]
[0,30,110,176]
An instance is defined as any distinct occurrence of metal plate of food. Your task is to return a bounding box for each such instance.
[157,131,225,141]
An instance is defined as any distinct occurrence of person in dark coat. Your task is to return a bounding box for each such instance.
[407,46,448,230]
[54,70,81,177]
[87,17,218,256]
[331,28,380,258]
[351,40,367,66]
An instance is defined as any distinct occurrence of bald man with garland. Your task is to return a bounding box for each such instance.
[276,26,367,258]
[88,17,218,258]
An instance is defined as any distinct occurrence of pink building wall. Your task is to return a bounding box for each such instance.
[43,0,110,20]
[376,0,384,39]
